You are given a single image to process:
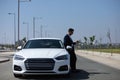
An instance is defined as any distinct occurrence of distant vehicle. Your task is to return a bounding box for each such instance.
[13,38,70,77]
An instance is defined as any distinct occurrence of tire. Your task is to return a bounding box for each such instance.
[13,73,22,78]
[66,72,71,77]
[62,72,71,78]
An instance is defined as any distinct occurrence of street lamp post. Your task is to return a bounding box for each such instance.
[18,0,31,43]
[33,17,42,38]
[33,17,35,38]
[23,22,29,40]
[8,13,16,46]
[18,0,20,42]
[40,25,43,38]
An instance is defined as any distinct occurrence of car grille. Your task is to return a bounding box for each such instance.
[25,58,55,70]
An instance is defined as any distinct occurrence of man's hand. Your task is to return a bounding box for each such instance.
[76,40,80,43]
[73,40,80,45]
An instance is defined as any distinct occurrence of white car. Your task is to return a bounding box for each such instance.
[13,38,70,77]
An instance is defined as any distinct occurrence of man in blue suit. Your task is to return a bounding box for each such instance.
[64,28,78,72]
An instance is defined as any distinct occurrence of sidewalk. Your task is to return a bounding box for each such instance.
[76,50,120,70]
[0,57,10,63]
[0,51,15,63]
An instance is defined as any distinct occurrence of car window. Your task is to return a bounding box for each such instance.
[23,39,64,49]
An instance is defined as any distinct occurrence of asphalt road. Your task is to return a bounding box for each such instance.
[0,55,120,80]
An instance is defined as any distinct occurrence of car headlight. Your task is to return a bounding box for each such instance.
[55,55,68,60]
[14,55,25,60]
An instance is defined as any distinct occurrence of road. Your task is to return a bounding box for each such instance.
[0,53,120,80]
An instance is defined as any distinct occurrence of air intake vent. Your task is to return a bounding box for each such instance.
[25,58,55,70]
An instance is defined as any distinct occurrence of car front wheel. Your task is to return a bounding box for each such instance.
[13,73,23,78]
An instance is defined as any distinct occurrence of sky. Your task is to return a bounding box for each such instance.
[0,0,120,44]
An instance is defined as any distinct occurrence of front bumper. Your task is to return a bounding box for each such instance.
[13,58,70,75]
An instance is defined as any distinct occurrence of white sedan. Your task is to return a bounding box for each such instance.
[13,38,70,77]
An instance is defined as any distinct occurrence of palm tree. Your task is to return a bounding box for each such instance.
[84,37,87,44]
[89,35,95,45]
[84,37,88,49]
[107,29,112,47]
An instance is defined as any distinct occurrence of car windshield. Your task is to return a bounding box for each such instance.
[23,39,64,49]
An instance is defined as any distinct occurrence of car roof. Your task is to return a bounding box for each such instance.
[29,38,61,41]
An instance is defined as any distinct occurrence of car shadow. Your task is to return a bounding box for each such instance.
[20,69,90,80]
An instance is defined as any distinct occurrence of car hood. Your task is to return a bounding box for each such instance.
[16,49,68,58]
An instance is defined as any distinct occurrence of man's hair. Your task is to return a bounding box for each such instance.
[68,28,74,32]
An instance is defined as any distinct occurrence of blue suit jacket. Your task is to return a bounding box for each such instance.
[64,34,75,51]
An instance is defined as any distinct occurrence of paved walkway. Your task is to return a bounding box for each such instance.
[0,57,10,63]
[0,52,15,63]
[76,50,120,70]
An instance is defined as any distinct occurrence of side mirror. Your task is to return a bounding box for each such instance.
[17,46,22,50]
[66,46,72,49]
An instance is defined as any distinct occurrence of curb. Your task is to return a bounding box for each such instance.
[0,58,10,63]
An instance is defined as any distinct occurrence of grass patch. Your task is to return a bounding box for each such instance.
[85,49,120,54]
